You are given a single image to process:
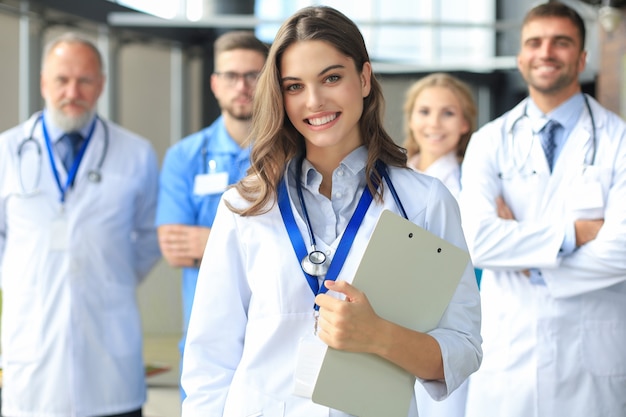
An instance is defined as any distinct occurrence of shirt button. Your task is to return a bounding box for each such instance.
[337,169,344,177]
[334,192,342,199]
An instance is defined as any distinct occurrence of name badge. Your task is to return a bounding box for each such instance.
[50,216,69,251]
[193,172,229,195]
[293,336,326,398]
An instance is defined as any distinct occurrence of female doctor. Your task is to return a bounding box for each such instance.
[181,6,481,417]
[459,3,626,417]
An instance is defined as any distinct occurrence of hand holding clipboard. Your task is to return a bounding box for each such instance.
[311,210,471,417]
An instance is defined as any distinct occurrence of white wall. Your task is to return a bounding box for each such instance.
[118,43,184,335]
[0,12,20,132]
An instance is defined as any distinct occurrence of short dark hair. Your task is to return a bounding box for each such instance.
[213,31,269,62]
[522,2,586,50]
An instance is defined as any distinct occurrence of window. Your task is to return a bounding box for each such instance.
[255,0,495,70]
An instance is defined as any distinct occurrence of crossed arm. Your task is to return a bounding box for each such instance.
[496,196,603,250]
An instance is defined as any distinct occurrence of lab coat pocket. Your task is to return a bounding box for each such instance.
[566,166,610,220]
[582,321,626,377]
[1,290,42,363]
[224,382,285,417]
[245,408,283,417]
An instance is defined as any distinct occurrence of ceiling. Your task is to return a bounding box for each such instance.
[10,0,257,47]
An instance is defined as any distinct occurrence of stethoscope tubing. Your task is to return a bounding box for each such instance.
[17,112,109,196]
[505,94,597,176]
[295,157,408,271]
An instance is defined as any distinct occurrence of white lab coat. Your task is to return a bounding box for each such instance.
[412,151,469,417]
[181,160,482,417]
[0,113,161,417]
[410,151,461,200]
[459,96,626,417]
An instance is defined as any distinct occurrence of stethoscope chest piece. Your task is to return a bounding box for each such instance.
[88,170,102,183]
[301,248,330,276]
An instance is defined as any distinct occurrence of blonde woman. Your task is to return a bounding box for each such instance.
[403,73,477,200]
[404,73,479,417]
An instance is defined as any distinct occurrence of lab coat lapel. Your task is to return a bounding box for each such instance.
[75,121,104,183]
[540,112,594,217]
[556,114,594,172]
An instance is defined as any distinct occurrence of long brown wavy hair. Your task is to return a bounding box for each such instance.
[228,6,407,216]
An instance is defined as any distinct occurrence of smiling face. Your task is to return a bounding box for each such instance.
[280,40,371,164]
[41,41,104,131]
[408,85,468,166]
[517,16,586,103]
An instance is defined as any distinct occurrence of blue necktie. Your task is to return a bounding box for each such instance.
[541,120,560,172]
[58,132,84,171]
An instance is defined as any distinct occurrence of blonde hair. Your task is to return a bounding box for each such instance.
[229,6,407,216]
[402,73,477,160]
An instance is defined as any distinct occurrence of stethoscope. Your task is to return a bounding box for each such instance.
[200,131,252,176]
[200,137,215,174]
[295,158,408,277]
[17,112,109,196]
[501,94,596,179]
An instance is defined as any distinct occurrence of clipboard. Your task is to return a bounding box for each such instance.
[311,209,470,417]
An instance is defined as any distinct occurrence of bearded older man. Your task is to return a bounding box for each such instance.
[0,32,161,417]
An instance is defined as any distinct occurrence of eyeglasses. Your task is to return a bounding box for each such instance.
[214,71,260,87]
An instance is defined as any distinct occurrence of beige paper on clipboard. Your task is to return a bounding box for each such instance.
[311,209,470,417]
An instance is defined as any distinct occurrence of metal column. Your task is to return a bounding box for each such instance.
[18,0,43,121]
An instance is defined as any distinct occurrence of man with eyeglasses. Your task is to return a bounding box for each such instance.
[155,30,268,400]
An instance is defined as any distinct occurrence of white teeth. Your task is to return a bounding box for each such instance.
[308,113,337,126]
[426,134,444,141]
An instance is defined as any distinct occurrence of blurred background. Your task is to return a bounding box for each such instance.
[0,0,625,415]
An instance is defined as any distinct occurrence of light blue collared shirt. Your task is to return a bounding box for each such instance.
[526,92,585,168]
[291,146,369,247]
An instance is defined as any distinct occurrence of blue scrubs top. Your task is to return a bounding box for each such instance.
[156,116,251,341]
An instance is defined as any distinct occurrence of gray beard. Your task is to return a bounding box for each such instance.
[46,105,95,132]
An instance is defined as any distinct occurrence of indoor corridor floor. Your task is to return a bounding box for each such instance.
[144,334,182,417]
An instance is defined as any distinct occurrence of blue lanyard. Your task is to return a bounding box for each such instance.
[41,114,98,204]
[278,161,385,309]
